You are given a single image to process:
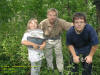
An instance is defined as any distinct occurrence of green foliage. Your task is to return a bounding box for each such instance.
[0,0,100,75]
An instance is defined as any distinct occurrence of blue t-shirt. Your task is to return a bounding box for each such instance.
[66,24,99,54]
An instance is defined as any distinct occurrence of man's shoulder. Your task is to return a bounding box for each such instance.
[40,19,48,24]
[57,18,67,23]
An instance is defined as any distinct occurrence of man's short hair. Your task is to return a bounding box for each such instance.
[73,12,86,23]
[47,8,58,16]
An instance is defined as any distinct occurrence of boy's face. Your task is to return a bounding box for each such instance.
[74,19,86,31]
[29,20,37,30]
[47,11,57,24]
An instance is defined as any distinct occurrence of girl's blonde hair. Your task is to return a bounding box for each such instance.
[26,18,38,32]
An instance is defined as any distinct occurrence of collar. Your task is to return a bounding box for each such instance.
[47,18,58,27]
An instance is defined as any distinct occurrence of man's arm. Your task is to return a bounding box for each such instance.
[68,45,80,64]
[85,45,98,64]
[62,19,73,31]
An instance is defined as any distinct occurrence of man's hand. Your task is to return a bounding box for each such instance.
[73,55,80,64]
[85,55,93,64]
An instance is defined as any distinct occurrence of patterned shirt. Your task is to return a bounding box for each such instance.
[39,18,72,39]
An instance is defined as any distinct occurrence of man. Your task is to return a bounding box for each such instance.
[39,8,73,75]
[66,12,99,75]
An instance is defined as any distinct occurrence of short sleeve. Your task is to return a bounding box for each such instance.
[89,27,99,46]
[39,21,45,30]
[66,31,73,45]
[21,33,28,42]
[38,23,43,30]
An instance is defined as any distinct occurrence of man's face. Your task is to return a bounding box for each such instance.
[74,19,86,31]
[47,11,57,23]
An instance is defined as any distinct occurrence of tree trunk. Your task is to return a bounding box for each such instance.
[96,9,100,40]
[94,0,100,40]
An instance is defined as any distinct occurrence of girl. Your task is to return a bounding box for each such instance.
[21,18,46,75]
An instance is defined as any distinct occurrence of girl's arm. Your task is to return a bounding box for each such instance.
[39,41,46,50]
[21,40,39,49]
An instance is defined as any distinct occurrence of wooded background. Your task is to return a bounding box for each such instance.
[0,0,100,75]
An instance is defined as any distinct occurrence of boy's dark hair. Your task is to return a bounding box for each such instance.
[73,12,86,23]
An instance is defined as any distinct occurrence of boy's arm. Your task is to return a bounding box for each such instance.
[68,45,77,57]
[68,45,80,64]
[85,27,99,64]
[66,31,79,63]
[85,45,98,64]
[88,45,98,57]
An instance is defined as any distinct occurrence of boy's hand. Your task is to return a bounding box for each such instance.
[85,55,93,64]
[73,55,80,64]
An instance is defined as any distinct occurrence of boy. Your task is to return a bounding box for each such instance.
[66,12,99,75]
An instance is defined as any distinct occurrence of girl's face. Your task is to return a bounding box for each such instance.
[29,20,37,30]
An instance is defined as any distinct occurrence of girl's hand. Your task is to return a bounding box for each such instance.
[32,43,39,49]
[39,42,46,50]
[39,44,45,50]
